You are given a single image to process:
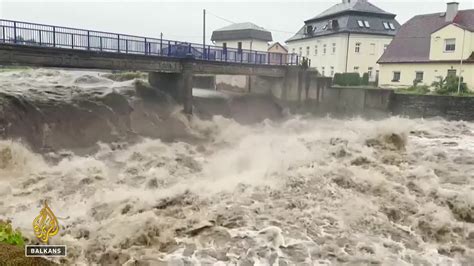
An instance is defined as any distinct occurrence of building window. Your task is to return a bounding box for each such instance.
[357,20,364,27]
[415,71,424,82]
[223,42,227,50]
[237,42,242,53]
[368,67,373,78]
[355,43,361,53]
[444,39,456,52]
[364,21,370,28]
[389,23,395,30]
[322,67,325,76]
[314,45,318,56]
[392,71,401,82]
[306,46,310,56]
[383,22,390,30]
[370,43,375,54]
[447,69,457,77]
[292,48,295,53]
[299,47,302,56]
[323,44,327,54]
[354,66,359,72]
[330,66,334,76]
[332,43,336,54]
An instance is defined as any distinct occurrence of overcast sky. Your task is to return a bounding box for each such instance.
[1,0,473,44]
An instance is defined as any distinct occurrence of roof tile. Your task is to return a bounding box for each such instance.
[379,9,474,63]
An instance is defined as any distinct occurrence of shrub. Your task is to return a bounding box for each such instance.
[333,72,361,86]
[361,73,369,85]
[397,85,430,95]
[0,221,25,247]
[432,75,469,95]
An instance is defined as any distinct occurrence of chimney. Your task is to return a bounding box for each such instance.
[446,2,459,22]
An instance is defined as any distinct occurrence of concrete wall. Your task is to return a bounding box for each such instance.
[391,94,474,121]
[215,75,249,93]
[319,87,392,117]
[315,86,474,121]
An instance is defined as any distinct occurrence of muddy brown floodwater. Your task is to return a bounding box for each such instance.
[0,69,473,265]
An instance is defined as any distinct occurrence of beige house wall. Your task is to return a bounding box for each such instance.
[379,63,474,90]
[214,39,269,52]
[267,43,288,65]
[429,24,473,61]
[268,43,288,54]
[287,33,393,80]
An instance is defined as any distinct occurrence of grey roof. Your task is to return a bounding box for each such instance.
[306,0,395,22]
[379,9,474,63]
[211,22,273,42]
[287,14,400,42]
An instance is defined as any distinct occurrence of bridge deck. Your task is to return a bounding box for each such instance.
[0,19,299,67]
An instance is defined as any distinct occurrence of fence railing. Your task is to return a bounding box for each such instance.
[0,19,300,66]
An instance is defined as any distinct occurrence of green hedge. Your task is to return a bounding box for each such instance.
[333,72,362,86]
[361,73,369,85]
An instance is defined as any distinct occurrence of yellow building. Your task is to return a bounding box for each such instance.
[286,0,400,80]
[267,42,288,65]
[378,2,474,90]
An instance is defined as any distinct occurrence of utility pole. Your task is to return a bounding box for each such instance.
[458,29,466,94]
[203,9,206,58]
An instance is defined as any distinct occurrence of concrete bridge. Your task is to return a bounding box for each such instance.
[0,19,326,113]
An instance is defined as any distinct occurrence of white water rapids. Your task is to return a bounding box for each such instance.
[0,69,473,265]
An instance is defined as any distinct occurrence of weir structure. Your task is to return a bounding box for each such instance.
[0,19,329,113]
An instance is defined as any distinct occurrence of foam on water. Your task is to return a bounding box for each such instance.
[0,69,473,265]
[0,114,473,265]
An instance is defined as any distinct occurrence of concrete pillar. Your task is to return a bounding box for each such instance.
[181,61,193,114]
[148,61,194,114]
[304,71,311,101]
[297,70,303,103]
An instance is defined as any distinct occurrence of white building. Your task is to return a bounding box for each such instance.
[211,22,272,52]
[286,0,400,80]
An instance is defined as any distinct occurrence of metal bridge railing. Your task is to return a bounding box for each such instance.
[0,19,300,66]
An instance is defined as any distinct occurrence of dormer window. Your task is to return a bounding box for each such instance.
[389,23,395,30]
[383,22,390,29]
[357,20,364,27]
[364,21,370,28]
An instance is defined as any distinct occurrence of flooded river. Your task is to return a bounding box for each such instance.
[0,69,473,265]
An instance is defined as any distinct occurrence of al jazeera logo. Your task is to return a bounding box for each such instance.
[25,201,67,257]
